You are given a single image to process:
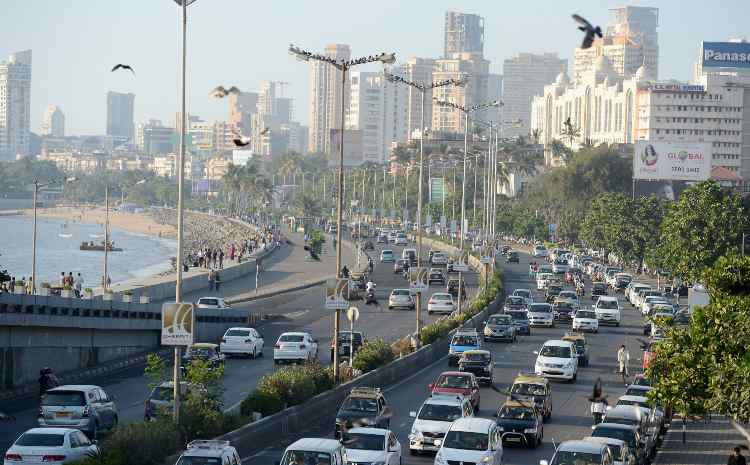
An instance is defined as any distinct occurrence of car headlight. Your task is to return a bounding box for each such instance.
[524,427,537,433]
[481,455,494,463]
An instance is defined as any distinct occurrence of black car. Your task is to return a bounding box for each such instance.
[335,387,390,438]
[552,300,575,322]
[483,313,517,342]
[501,245,511,255]
[495,400,543,449]
[591,282,607,299]
[377,234,388,244]
[506,309,531,335]
[447,278,467,299]
[362,240,375,251]
[545,285,563,304]
[428,269,446,285]
[506,251,520,263]
[394,259,410,274]
[180,343,224,375]
[458,350,493,385]
[614,277,632,292]
[503,296,527,312]
[330,331,364,362]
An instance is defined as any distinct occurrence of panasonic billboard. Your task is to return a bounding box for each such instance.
[702,41,750,69]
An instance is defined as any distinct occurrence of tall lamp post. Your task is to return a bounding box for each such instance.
[383,72,466,341]
[289,44,396,382]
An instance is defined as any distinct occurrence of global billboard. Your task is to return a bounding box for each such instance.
[633,141,712,181]
[634,180,698,202]
[702,41,750,69]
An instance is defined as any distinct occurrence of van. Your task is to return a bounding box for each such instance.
[277,438,346,465]
[402,248,417,265]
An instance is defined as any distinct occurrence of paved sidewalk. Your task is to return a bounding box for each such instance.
[654,416,747,465]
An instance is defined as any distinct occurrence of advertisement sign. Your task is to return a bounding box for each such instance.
[325,278,350,310]
[408,267,429,292]
[430,177,446,203]
[161,303,194,346]
[634,180,697,201]
[330,129,364,167]
[633,141,712,181]
[702,41,750,69]
[652,83,705,93]
[425,214,433,228]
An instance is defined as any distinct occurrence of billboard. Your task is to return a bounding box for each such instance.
[329,129,364,167]
[702,41,750,69]
[634,180,698,201]
[430,177,446,203]
[633,142,712,181]
[161,303,194,346]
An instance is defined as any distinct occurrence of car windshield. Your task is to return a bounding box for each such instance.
[188,348,215,358]
[529,304,551,313]
[225,329,250,337]
[618,399,647,409]
[176,458,222,465]
[605,415,639,426]
[597,300,618,310]
[280,335,304,342]
[442,431,488,451]
[342,397,378,412]
[42,391,86,406]
[463,353,490,362]
[488,316,512,325]
[559,292,577,299]
[633,377,651,387]
[550,451,602,465]
[548,287,562,294]
[576,311,597,319]
[437,375,472,388]
[554,303,573,311]
[199,299,219,306]
[506,297,525,306]
[554,259,568,265]
[592,427,636,448]
[513,290,530,298]
[452,336,478,346]
[393,289,410,296]
[280,451,332,465]
[498,406,535,420]
[382,251,393,256]
[151,386,174,401]
[433,294,452,301]
[511,383,546,396]
[418,404,462,421]
[337,333,363,344]
[15,433,65,447]
[507,311,528,321]
[593,283,606,290]
[341,432,384,451]
[540,345,571,358]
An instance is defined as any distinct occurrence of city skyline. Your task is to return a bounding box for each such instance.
[1,0,748,136]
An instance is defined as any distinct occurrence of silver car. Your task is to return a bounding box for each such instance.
[39,385,118,436]
[388,289,415,310]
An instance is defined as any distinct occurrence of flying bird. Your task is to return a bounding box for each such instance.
[111,64,135,75]
[259,127,270,136]
[233,137,250,147]
[572,14,603,50]
[210,86,242,98]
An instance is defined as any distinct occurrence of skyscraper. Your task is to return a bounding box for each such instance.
[502,53,567,139]
[308,43,351,154]
[228,91,258,135]
[136,119,174,155]
[432,53,490,134]
[403,57,436,141]
[0,50,32,161]
[41,105,65,138]
[106,91,135,141]
[444,12,484,58]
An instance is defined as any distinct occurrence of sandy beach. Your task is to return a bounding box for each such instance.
[26,206,177,238]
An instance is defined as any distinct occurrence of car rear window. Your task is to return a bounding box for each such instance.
[199,298,219,306]
[225,329,250,337]
[279,334,304,342]
[529,304,551,313]
[393,289,410,296]
[42,391,86,406]
[16,433,65,447]
[597,300,618,310]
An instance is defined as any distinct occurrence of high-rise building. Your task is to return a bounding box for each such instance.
[135,119,174,155]
[432,53,490,134]
[106,91,135,141]
[228,91,258,135]
[41,105,65,138]
[444,12,484,58]
[308,43,351,154]
[402,57,436,141]
[502,53,567,138]
[0,50,32,160]
[573,6,659,82]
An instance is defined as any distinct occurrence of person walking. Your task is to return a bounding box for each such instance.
[74,274,82,298]
[617,345,630,385]
[208,269,215,292]
[214,271,221,292]
[728,446,747,465]
[219,250,224,269]
[38,367,59,401]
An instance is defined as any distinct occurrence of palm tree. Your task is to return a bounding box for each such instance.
[561,117,581,149]
[549,139,573,165]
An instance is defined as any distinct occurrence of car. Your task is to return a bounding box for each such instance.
[387,231,398,243]
[427,292,455,315]
[591,281,608,299]
[273,332,318,364]
[483,313,517,342]
[552,298,575,322]
[613,274,633,293]
[435,417,503,465]
[334,387,391,437]
[562,332,589,366]
[388,288,415,310]
[448,330,482,366]
[430,252,449,266]
[617,395,666,436]
[380,249,395,263]
[144,381,205,421]
[377,234,388,244]
[175,441,242,465]
[181,343,225,374]
[503,296,528,312]
[536,273,554,291]
[545,285,563,303]
[402,248,418,265]
[278,438,346,465]
[512,288,535,304]
[330,330,364,362]
[506,309,531,335]
[500,245,511,256]
[534,340,578,382]
[428,268,446,285]
[533,245,549,258]
[643,306,674,335]
[583,436,636,465]
[196,296,230,309]
[572,308,600,333]
[341,427,402,465]
[508,373,552,421]
[394,258,410,274]
[624,384,653,398]
[641,297,671,316]
[552,258,569,274]
[506,251,520,263]
[446,278,467,300]
[540,439,614,465]
[558,290,580,307]
[626,283,651,305]
[219,327,264,358]
[528,303,554,328]
[38,385,118,437]
[458,350,494,385]
[429,371,482,411]
[395,233,408,246]
[408,393,474,454]
[591,423,646,465]
[496,400,543,449]
[362,240,375,251]
[4,427,99,465]
[594,296,622,326]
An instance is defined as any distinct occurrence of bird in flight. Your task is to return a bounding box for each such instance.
[572,14,603,50]
[233,137,250,147]
[210,86,242,98]
[111,64,135,75]
[259,127,270,136]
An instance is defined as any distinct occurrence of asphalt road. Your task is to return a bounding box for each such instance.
[0,234,478,452]
[244,246,656,465]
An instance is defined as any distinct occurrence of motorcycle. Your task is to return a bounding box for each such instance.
[365,289,378,305]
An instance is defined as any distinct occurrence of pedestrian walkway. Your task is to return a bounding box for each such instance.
[653,416,747,465]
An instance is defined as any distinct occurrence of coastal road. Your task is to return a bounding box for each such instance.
[0,232,478,452]
[244,246,654,465]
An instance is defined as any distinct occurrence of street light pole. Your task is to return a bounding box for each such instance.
[103,185,109,292]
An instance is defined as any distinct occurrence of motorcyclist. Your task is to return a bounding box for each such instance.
[366,280,376,293]
[365,281,377,305]
[367,257,374,273]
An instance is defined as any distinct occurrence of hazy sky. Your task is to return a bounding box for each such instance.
[2,0,748,135]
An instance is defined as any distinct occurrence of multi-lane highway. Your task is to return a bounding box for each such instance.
[245,245,654,465]
[0,232,478,452]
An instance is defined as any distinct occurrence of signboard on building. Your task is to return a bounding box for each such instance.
[633,142,712,181]
[702,41,750,69]
[329,129,364,167]
[652,83,705,93]
[161,303,194,346]
[430,177,446,203]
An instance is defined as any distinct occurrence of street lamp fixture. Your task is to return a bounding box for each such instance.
[289,43,396,383]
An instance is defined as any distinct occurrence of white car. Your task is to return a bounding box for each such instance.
[536,273,554,290]
[641,296,670,316]
[558,291,580,309]
[408,394,474,453]
[528,303,554,327]
[380,249,395,263]
[395,234,408,246]
[532,245,549,258]
[512,289,534,305]
[572,309,599,333]
[427,293,455,315]
[389,289,415,310]
[4,428,99,465]
[343,427,401,465]
[196,297,230,309]
[273,332,318,364]
[434,417,503,465]
[583,436,634,465]
[534,340,578,382]
[594,296,622,326]
[552,259,569,274]
[627,283,651,304]
[219,327,264,358]
[431,252,448,266]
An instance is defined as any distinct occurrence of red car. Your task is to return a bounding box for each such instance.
[428,371,480,411]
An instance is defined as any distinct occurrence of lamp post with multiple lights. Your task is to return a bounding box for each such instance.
[289,44,396,382]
